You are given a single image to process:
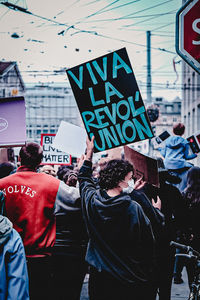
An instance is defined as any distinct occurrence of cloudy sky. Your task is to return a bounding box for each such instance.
[0,0,183,100]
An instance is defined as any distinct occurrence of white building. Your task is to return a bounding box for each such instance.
[181,63,200,165]
[25,83,82,144]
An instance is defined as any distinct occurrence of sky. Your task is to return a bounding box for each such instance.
[0,0,183,101]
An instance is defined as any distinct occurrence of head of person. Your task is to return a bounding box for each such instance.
[57,165,73,181]
[19,142,43,170]
[173,123,185,136]
[0,162,15,179]
[187,167,200,188]
[98,159,134,193]
[64,170,78,187]
[185,167,200,204]
[39,165,56,177]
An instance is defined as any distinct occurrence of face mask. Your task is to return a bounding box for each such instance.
[122,178,135,194]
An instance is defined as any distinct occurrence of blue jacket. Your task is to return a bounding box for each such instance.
[159,136,197,170]
[0,216,29,300]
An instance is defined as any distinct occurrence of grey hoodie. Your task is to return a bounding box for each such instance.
[0,215,12,247]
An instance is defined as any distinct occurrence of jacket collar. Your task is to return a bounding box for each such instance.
[17,165,37,172]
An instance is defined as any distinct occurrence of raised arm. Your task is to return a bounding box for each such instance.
[78,136,97,201]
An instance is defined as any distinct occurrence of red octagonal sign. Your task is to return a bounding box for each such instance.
[176,0,200,73]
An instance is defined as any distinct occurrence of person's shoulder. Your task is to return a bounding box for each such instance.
[0,172,17,182]
[130,189,149,203]
[4,228,21,249]
[36,172,60,183]
[127,196,144,211]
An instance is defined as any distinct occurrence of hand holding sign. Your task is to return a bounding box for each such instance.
[134,176,146,190]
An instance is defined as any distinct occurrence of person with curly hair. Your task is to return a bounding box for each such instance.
[77,137,163,300]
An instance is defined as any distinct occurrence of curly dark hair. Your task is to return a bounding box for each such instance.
[99,159,134,190]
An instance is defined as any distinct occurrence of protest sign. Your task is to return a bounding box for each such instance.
[187,133,200,154]
[151,130,171,149]
[52,121,87,158]
[155,130,170,145]
[41,134,71,165]
[0,96,26,147]
[124,145,159,187]
[66,47,153,153]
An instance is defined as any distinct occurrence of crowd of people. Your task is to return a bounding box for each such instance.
[0,122,199,300]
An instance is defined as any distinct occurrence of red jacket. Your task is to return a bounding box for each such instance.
[0,166,60,257]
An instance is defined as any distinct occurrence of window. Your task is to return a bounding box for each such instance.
[166,105,173,113]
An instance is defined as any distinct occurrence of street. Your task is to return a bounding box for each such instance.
[80,268,190,300]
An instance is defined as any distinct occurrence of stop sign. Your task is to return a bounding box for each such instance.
[176,0,200,74]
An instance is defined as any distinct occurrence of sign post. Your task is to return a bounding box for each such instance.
[176,0,200,74]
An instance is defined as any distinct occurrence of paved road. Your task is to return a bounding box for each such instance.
[171,267,189,300]
[80,267,190,299]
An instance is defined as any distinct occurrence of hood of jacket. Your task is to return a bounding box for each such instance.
[0,215,12,246]
[165,136,187,149]
[93,189,133,220]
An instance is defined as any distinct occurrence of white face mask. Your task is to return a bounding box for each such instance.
[122,178,135,194]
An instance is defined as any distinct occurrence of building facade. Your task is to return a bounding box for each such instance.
[0,61,25,98]
[132,97,181,156]
[181,62,200,165]
[181,0,200,166]
[152,96,182,136]
[25,84,82,144]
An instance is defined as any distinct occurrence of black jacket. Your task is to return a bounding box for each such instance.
[78,160,158,286]
[53,186,88,258]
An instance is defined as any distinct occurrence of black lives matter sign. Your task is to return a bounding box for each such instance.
[66,47,153,153]
[41,134,71,165]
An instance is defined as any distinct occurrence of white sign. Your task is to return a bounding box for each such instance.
[52,121,87,158]
[41,134,71,165]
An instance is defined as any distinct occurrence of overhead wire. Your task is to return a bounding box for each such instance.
[84,0,140,16]
[0,0,20,20]
[0,0,183,89]
[109,0,176,21]
[0,1,177,55]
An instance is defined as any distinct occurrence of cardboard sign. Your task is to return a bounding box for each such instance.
[66,48,153,153]
[52,121,87,158]
[124,145,159,187]
[0,97,26,147]
[41,134,72,165]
